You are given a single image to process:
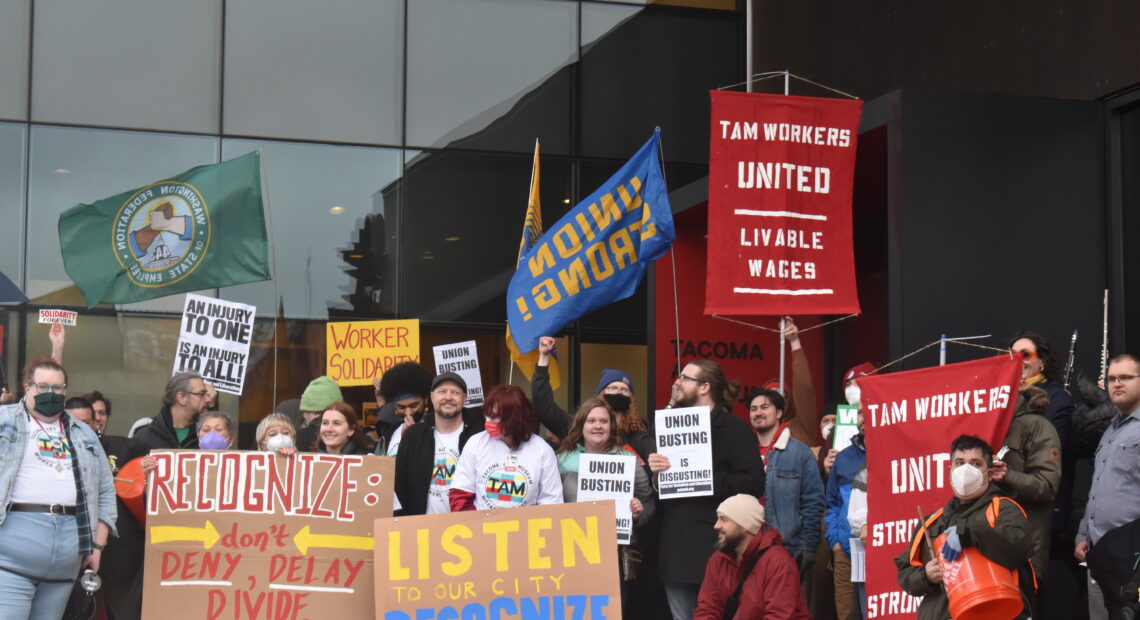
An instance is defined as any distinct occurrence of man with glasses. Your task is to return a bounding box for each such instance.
[133,372,210,451]
[393,372,484,515]
[1077,354,1140,619]
[0,357,116,618]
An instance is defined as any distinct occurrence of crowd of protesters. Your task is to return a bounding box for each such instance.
[1,320,1137,620]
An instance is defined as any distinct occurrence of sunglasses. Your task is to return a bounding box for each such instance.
[1012,349,1039,360]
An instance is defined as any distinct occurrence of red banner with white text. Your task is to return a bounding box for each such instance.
[706,91,862,315]
[858,355,1021,619]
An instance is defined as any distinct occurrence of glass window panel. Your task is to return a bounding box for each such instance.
[406,0,576,154]
[581,6,740,163]
[26,126,219,310]
[0,123,26,289]
[400,150,573,323]
[224,0,403,145]
[0,0,29,120]
[31,0,220,133]
[220,140,403,320]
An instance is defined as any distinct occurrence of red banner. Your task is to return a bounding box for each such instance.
[858,355,1021,619]
[705,91,862,316]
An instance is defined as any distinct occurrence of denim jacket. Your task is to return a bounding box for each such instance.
[0,401,118,535]
[764,427,826,556]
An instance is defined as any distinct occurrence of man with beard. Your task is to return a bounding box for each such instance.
[133,372,209,451]
[749,388,825,594]
[649,360,765,619]
[694,494,810,619]
[393,372,484,515]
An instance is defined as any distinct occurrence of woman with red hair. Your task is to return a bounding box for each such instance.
[448,385,563,511]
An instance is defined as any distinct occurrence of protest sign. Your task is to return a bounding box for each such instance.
[706,91,862,316]
[374,501,621,619]
[39,309,77,326]
[857,355,1020,619]
[173,294,255,395]
[833,404,860,449]
[654,406,714,498]
[577,453,636,544]
[142,450,393,620]
[432,340,485,406]
[326,319,420,387]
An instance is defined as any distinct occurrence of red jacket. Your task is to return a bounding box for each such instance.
[694,525,811,620]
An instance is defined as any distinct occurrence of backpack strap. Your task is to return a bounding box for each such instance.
[908,508,944,567]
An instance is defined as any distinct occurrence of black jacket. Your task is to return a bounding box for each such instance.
[657,404,765,584]
[132,404,198,450]
[394,408,484,516]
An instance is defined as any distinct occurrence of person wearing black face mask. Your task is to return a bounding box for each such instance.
[532,336,654,463]
[0,357,116,619]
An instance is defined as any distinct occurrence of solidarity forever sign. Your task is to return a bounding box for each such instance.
[39,309,78,326]
[654,406,714,498]
[577,453,636,544]
[374,502,621,619]
[432,341,485,406]
[174,294,256,395]
[142,450,394,619]
[326,319,420,387]
[705,91,862,315]
[858,355,1021,619]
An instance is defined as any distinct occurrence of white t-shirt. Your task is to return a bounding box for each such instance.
[425,427,463,514]
[11,415,78,505]
[450,432,563,510]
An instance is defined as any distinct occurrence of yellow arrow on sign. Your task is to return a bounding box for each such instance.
[293,525,374,555]
[150,520,221,550]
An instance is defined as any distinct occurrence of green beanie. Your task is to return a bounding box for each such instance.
[300,376,343,412]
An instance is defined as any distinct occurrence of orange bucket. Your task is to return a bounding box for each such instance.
[934,532,1023,620]
[114,456,147,524]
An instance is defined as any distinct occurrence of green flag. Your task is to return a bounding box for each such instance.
[58,151,270,307]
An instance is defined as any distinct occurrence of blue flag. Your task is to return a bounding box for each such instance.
[507,131,674,353]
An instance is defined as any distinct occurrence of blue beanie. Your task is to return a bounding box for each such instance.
[596,369,633,395]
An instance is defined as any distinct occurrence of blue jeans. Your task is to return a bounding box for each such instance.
[0,511,82,620]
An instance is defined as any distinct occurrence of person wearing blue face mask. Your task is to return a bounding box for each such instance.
[197,411,235,450]
[0,356,116,619]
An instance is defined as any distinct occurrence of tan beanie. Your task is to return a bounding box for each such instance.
[716,494,765,534]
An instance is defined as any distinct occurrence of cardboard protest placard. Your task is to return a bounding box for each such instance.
[39,309,78,326]
[833,404,860,449]
[327,319,420,387]
[577,453,636,544]
[173,294,256,395]
[654,406,714,498]
[374,502,622,619]
[857,355,1020,620]
[432,340,485,406]
[143,450,394,620]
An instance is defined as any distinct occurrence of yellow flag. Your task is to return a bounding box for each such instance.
[507,141,561,389]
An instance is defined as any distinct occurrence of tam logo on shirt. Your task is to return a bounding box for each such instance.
[432,456,457,486]
[484,465,529,505]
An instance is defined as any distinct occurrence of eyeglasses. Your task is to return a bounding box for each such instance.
[603,386,632,396]
[1107,375,1140,384]
[29,382,67,394]
[1012,350,1039,360]
[185,390,210,398]
[677,374,704,384]
[433,388,464,398]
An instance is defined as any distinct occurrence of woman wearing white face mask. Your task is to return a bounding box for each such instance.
[255,413,297,456]
[895,434,1036,620]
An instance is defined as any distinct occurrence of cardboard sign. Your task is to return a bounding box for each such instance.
[173,294,255,395]
[432,340,485,406]
[654,406,714,498]
[833,404,860,450]
[857,356,1020,619]
[326,319,420,387]
[374,502,622,619]
[39,309,78,326]
[143,450,394,620]
[577,454,636,544]
[706,91,862,316]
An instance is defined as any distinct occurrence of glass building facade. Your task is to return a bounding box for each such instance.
[0,0,740,437]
